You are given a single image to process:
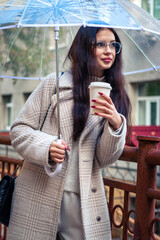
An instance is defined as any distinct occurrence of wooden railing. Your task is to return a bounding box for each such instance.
[104,136,160,240]
[0,135,160,240]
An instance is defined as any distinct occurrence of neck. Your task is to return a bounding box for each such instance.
[96,70,104,78]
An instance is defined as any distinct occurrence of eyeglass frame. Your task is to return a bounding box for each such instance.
[96,41,122,54]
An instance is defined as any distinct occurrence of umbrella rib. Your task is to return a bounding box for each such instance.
[123,29,157,70]
[76,0,87,24]
[53,9,68,24]
[134,27,160,36]
[55,0,86,24]
[123,66,160,75]
[39,27,47,78]
[0,75,43,80]
[152,32,160,40]
[17,0,33,27]
[55,0,63,7]
[35,7,55,25]
[36,0,52,7]
[1,27,22,75]
[58,7,86,22]
[0,25,18,30]
[54,7,83,25]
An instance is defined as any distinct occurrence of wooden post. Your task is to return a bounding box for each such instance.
[134,136,160,240]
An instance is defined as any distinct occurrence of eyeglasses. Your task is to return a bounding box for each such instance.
[96,41,121,54]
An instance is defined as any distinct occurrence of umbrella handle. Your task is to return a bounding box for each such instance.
[44,139,62,177]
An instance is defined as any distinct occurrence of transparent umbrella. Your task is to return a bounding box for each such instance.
[0,0,160,80]
[0,0,160,175]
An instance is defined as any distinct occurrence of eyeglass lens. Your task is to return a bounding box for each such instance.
[96,41,121,54]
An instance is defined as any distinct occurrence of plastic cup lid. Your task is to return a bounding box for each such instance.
[89,82,112,89]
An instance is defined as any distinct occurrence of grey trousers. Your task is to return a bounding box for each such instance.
[56,191,83,240]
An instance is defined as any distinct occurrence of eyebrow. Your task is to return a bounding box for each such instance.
[96,40,116,43]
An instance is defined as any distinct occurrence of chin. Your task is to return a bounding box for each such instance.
[103,65,112,70]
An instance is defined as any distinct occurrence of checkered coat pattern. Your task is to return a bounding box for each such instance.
[7,71,127,240]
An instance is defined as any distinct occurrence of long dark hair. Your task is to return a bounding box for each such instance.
[67,26,131,141]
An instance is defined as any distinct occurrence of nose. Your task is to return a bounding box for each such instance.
[104,45,111,53]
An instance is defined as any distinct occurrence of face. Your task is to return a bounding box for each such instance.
[95,29,116,77]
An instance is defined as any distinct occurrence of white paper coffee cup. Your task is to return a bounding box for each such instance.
[89,82,112,115]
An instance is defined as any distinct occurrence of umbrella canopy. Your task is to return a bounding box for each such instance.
[0,0,160,79]
[0,0,160,32]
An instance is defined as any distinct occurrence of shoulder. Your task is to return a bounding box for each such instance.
[41,72,57,88]
[32,73,57,97]
[36,70,73,95]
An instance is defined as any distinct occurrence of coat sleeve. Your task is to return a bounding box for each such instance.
[10,74,57,167]
[95,114,127,168]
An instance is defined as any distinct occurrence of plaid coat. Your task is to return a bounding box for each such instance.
[7,71,127,240]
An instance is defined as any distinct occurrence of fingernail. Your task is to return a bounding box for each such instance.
[91,106,96,108]
[92,99,96,102]
[95,112,99,115]
[66,146,70,151]
[98,92,103,95]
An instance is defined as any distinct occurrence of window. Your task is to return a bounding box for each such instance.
[138,98,160,125]
[142,0,160,19]
[3,95,12,130]
[138,82,160,125]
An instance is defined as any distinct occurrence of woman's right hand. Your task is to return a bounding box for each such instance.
[49,140,70,163]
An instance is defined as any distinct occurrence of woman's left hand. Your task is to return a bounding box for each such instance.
[91,92,122,130]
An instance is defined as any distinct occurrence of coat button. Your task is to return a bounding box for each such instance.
[96,216,101,222]
[91,187,97,193]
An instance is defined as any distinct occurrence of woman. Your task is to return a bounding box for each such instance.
[7,26,131,240]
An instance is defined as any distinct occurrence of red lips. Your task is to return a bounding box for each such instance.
[102,58,112,63]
